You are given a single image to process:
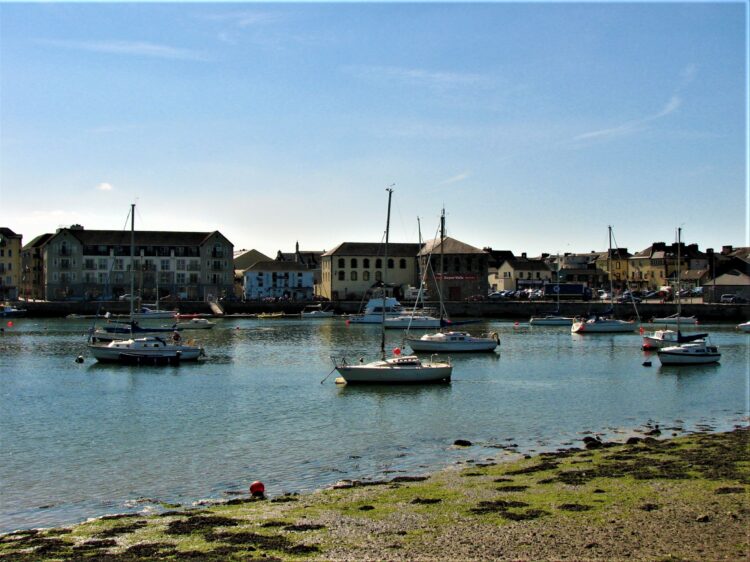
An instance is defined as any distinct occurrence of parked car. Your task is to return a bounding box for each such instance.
[721,294,747,304]
[466,294,485,302]
[643,291,659,299]
[690,287,704,297]
[487,292,506,300]
[616,294,641,304]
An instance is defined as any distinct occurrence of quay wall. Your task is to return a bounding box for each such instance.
[13,299,749,322]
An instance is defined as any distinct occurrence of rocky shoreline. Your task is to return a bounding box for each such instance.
[1,426,748,561]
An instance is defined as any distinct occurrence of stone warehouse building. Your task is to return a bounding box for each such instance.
[32,225,234,302]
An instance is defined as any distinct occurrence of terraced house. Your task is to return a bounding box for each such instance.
[38,225,234,301]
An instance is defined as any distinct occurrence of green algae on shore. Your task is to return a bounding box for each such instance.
[1,429,748,561]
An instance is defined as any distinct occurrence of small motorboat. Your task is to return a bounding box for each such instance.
[642,329,706,350]
[571,315,635,334]
[651,313,698,325]
[529,315,574,326]
[300,304,334,319]
[657,340,721,365]
[406,330,499,353]
[2,304,27,318]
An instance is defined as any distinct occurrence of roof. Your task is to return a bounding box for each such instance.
[502,259,551,271]
[323,242,420,258]
[418,236,485,256]
[49,228,230,247]
[234,249,272,270]
[245,260,313,273]
[0,227,21,239]
[22,233,54,251]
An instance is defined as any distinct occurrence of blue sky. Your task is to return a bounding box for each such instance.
[1,2,746,258]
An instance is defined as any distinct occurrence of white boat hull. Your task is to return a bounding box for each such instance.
[651,316,698,325]
[384,316,441,329]
[406,331,499,352]
[530,316,574,326]
[89,337,203,363]
[571,318,635,333]
[335,355,452,383]
[301,311,334,318]
[737,321,750,333]
[657,343,721,365]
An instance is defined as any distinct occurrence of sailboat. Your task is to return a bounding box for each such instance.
[657,228,720,366]
[332,189,452,383]
[571,226,636,334]
[88,204,205,364]
[530,254,574,326]
[404,209,499,353]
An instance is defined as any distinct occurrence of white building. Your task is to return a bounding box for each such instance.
[243,260,315,300]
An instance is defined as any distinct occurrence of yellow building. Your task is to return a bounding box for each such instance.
[595,248,631,291]
[319,242,420,300]
[0,228,23,300]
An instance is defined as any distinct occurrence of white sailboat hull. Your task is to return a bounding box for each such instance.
[384,316,441,329]
[571,319,635,333]
[737,321,750,332]
[530,316,574,326]
[406,331,499,352]
[651,315,698,325]
[335,355,452,383]
[657,343,721,365]
[89,337,203,363]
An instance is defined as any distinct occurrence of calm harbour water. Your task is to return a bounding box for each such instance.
[1,316,747,532]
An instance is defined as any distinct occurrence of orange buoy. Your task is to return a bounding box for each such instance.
[249,481,265,497]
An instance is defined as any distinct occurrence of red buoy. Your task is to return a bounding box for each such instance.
[392,347,401,356]
[249,480,265,496]
[6,321,13,328]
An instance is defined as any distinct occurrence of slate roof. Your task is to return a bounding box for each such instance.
[0,227,21,238]
[504,259,551,271]
[52,228,229,247]
[234,249,272,270]
[418,236,485,256]
[323,242,420,258]
[22,233,54,251]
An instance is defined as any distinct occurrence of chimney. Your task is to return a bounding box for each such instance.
[521,252,527,259]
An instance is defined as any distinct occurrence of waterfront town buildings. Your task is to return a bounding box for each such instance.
[3,222,749,303]
[0,228,23,300]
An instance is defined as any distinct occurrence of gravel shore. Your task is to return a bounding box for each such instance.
[1,428,748,561]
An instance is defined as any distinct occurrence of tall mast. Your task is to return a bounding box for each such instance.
[608,225,614,307]
[439,208,446,325]
[676,227,682,333]
[381,186,393,359]
[129,203,135,318]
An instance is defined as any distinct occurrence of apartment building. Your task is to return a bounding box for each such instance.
[41,225,234,301]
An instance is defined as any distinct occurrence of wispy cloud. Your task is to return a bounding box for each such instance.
[37,39,210,61]
[199,10,282,28]
[572,65,697,145]
[573,95,682,142]
[437,172,471,186]
[346,65,488,90]
[96,182,114,192]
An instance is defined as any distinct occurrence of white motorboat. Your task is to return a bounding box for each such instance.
[530,315,574,326]
[642,329,706,350]
[406,330,499,353]
[332,188,452,384]
[300,304,334,318]
[346,296,408,324]
[571,315,635,333]
[736,321,750,332]
[657,340,721,365]
[88,336,204,364]
[651,313,698,325]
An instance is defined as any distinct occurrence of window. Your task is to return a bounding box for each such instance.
[161,259,170,271]
[454,258,461,272]
[387,258,394,269]
[350,271,357,281]
[399,258,406,269]
[98,259,107,270]
[351,258,358,268]
[363,258,370,268]
[375,271,382,282]
[375,258,382,268]
[363,271,370,281]
[338,271,345,281]
[338,258,345,268]
[176,273,186,284]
